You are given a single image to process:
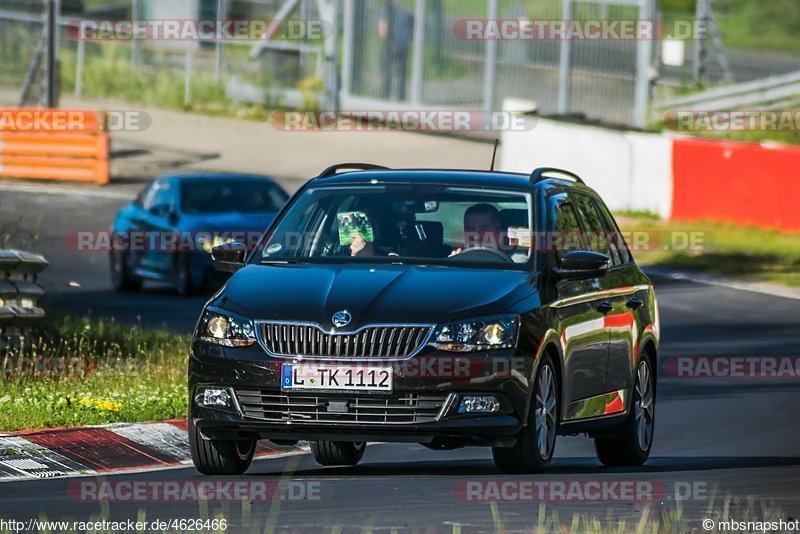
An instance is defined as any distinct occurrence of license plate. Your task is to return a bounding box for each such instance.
[281,364,392,392]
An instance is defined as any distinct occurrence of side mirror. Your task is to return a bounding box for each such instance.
[555,251,610,280]
[212,242,248,273]
[149,203,173,218]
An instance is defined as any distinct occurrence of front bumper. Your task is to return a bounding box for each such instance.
[189,340,534,447]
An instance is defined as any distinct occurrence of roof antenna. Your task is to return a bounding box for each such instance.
[490,139,500,172]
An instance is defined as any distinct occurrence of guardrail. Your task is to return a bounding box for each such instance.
[0,109,110,184]
[0,250,48,352]
[653,70,800,115]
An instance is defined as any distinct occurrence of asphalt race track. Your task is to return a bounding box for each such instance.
[2,186,800,531]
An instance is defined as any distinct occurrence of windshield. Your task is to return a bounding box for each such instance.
[180,180,287,214]
[258,184,533,268]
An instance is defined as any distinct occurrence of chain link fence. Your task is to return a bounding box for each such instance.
[342,0,655,127]
[0,0,325,109]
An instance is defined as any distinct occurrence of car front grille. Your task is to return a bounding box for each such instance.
[257,323,432,359]
[235,390,448,424]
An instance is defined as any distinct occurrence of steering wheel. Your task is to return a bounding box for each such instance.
[451,246,514,264]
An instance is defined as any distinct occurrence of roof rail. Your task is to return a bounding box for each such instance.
[529,167,585,185]
[317,163,390,179]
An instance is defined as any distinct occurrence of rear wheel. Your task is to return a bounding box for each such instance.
[492,355,558,474]
[110,251,142,292]
[175,256,196,296]
[309,441,365,466]
[594,357,655,466]
[189,418,256,475]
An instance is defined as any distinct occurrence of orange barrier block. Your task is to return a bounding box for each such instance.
[671,138,800,232]
[0,108,109,185]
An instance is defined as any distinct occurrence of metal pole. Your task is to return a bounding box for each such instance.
[75,32,85,98]
[46,0,57,108]
[132,0,141,68]
[409,0,426,104]
[483,0,498,113]
[184,47,193,106]
[341,0,354,102]
[215,0,226,84]
[693,0,707,85]
[557,0,572,115]
[633,0,655,128]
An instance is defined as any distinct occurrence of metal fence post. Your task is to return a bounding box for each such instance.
[184,47,193,106]
[75,33,85,98]
[341,0,354,104]
[483,0,498,113]
[45,0,57,108]
[409,0,426,104]
[633,0,655,128]
[132,0,141,69]
[557,0,572,115]
[215,0,227,84]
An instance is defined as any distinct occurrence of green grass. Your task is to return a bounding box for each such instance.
[0,315,188,432]
[619,216,800,286]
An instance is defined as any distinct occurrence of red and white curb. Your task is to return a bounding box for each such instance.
[0,420,306,482]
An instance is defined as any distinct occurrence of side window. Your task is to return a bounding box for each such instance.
[549,194,584,263]
[142,181,175,212]
[570,192,623,265]
[595,199,632,265]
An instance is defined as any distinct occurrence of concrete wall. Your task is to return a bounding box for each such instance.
[501,118,673,218]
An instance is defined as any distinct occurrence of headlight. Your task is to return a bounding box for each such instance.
[199,235,233,254]
[430,315,519,352]
[198,309,256,347]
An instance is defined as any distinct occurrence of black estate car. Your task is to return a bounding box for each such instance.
[189,164,659,475]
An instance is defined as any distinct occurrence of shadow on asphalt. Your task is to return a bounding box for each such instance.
[244,456,800,478]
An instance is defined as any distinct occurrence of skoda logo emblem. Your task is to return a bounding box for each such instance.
[332,310,352,328]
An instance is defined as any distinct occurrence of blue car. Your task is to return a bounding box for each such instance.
[110,173,288,295]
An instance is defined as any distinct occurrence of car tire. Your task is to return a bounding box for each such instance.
[309,441,365,467]
[175,256,196,296]
[110,251,142,292]
[492,355,558,474]
[189,418,256,475]
[594,356,655,467]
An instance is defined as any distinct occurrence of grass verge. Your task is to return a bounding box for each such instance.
[0,315,187,432]
[618,215,800,287]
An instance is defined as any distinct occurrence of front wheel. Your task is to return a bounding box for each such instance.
[595,356,655,466]
[189,418,256,475]
[110,251,142,292]
[492,355,558,474]
[309,441,365,466]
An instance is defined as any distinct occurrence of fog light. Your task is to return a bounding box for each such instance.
[200,387,231,408]
[458,395,500,414]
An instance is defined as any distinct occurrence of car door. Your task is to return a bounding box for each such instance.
[136,178,178,278]
[570,192,639,399]
[547,192,610,412]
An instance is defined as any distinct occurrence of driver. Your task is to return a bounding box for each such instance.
[451,203,505,256]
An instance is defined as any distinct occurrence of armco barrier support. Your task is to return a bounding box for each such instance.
[0,109,109,185]
[0,250,48,352]
[671,138,800,232]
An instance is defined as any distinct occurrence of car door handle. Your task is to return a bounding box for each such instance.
[626,298,643,310]
[597,302,613,314]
